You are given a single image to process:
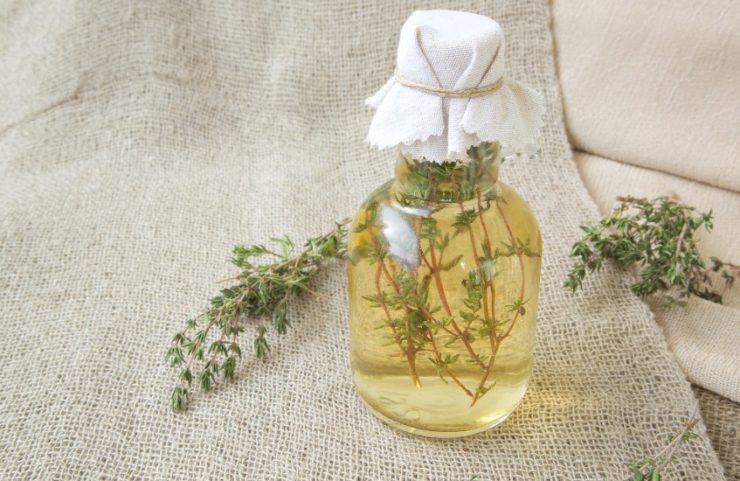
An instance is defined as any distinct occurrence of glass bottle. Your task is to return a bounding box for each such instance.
[347,141,541,437]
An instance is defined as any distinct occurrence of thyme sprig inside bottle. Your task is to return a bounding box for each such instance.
[347,142,542,437]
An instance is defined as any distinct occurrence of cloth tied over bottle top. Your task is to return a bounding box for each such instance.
[366,10,544,162]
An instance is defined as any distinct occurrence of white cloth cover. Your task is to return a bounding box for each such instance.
[366,9,544,162]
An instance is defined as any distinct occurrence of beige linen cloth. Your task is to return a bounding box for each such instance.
[553,1,740,479]
[0,1,729,480]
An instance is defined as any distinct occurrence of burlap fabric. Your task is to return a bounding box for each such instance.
[0,1,727,480]
[552,5,740,477]
[696,386,740,481]
[552,0,740,407]
[573,151,740,403]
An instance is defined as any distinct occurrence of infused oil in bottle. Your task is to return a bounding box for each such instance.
[349,9,544,437]
[348,143,541,437]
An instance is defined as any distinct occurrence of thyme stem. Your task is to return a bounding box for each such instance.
[471,200,526,406]
[367,226,421,386]
[425,243,486,369]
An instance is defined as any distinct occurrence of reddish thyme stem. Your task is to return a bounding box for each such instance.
[424,244,486,369]
[476,188,497,326]
[457,195,494,328]
[428,329,474,399]
[373,261,420,385]
[497,202,526,341]
[471,200,526,406]
[368,229,421,387]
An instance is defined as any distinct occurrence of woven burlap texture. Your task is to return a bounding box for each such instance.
[0,1,727,480]
[695,386,740,481]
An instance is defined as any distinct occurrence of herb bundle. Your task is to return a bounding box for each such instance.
[566,196,738,308]
[166,221,348,411]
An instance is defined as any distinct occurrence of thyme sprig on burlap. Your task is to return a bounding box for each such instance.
[565,196,739,308]
[470,413,699,481]
[166,220,349,412]
[626,413,700,481]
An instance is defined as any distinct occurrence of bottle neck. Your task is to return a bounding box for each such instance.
[391,142,501,204]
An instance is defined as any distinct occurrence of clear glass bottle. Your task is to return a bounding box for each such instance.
[347,142,541,437]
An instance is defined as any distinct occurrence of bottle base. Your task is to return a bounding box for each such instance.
[358,394,515,438]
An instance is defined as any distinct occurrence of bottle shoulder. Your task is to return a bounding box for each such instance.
[350,179,542,258]
[352,179,539,228]
[494,181,542,251]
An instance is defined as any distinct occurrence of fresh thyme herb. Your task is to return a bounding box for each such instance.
[565,196,739,308]
[167,221,349,412]
[626,414,700,481]
[463,415,700,480]
[394,142,500,206]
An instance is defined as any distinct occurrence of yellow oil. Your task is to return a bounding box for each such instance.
[347,162,541,437]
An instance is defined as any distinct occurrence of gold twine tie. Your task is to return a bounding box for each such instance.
[393,70,504,98]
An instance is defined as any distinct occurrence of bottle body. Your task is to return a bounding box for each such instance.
[347,143,541,437]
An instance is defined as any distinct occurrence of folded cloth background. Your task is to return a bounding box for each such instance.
[552,2,740,478]
[0,1,728,480]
